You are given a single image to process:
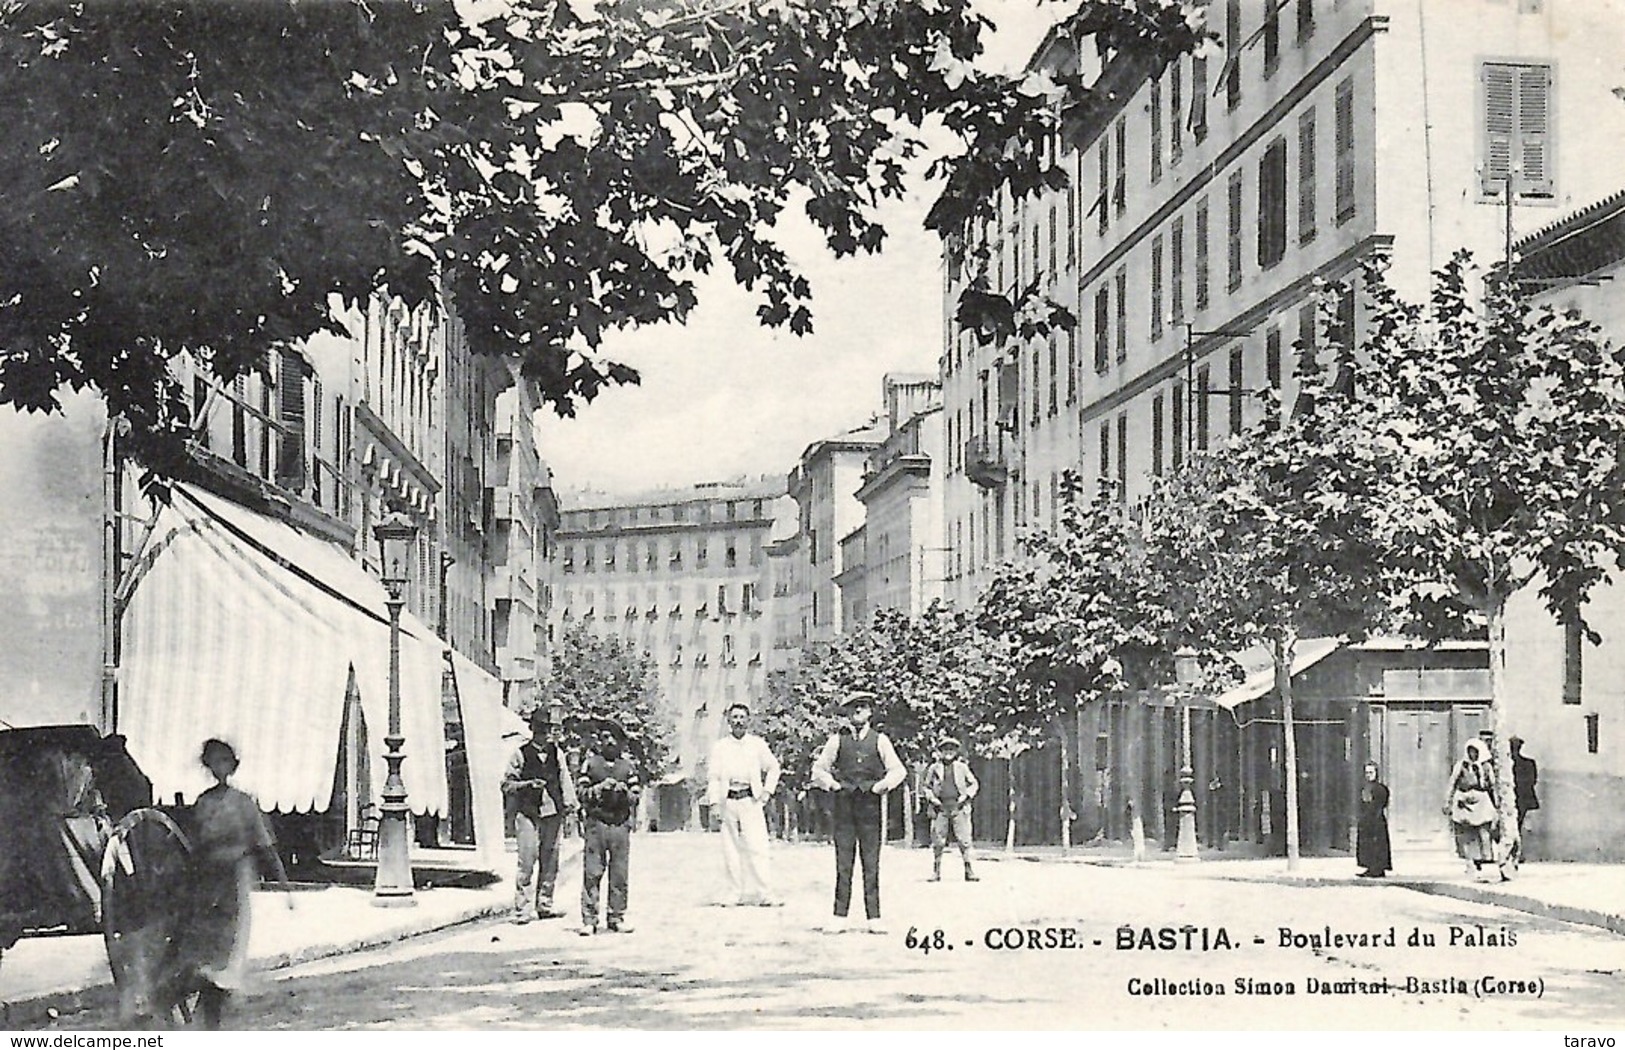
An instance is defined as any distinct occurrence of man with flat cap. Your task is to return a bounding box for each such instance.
[707,701,783,905]
[811,691,906,933]
[921,735,980,882]
[502,706,577,923]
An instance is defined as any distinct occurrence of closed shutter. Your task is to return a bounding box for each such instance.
[1094,287,1110,371]
[1516,63,1552,197]
[1480,63,1516,195]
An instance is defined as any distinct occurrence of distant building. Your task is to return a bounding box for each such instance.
[786,423,885,644]
[1505,190,1625,861]
[855,380,944,618]
[548,478,792,828]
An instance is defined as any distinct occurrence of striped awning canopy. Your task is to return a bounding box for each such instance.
[119,485,450,816]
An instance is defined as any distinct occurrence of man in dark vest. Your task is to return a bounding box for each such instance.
[811,691,906,933]
[577,728,640,935]
[501,707,577,923]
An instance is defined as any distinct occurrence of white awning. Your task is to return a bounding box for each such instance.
[450,649,527,870]
[119,485,449,816]
[1213,637,1343,710]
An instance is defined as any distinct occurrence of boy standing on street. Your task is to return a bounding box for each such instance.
[921,736,979,882]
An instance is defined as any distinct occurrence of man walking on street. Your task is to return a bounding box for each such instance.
[811,692,906,934]
[502,707,577,923]
[707,702,783,906]
[578,729,640,935]
[1511,736,1540,859]
[921,736,979,882]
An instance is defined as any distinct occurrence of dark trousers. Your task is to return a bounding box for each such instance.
[832,790,882,919]
[582,818,630,925]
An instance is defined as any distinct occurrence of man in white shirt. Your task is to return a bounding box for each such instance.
[707,702,783,906]
[810,691,906,933]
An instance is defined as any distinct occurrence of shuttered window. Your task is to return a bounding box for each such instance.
[1171,217,1186,324]
[1171,381,1185,468]
[1170,62,1184,164]
[1114,118,1127,215]
[1152,394,1166,476]
[1227,171,1245,292]
[1298,108,1317,244]
[1151,75,1164,183]
[1229,346,1245,435]
[1195,198,1211,311]
[1115,413,1128,497]
[1098,139,1111,236]
[1481,61,1553,198]
[1094,286,1111,372]
[1114,268,1128,362]
[1258,137,1288,269]
[1151,234,1165,341]
[1224,0,1242,111]
[1335,77,1356,223]
[1191,56,1209,143]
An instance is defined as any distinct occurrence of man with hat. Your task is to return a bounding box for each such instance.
[921,735,980,882]
[707,701,783,905]
[502,706,577,923]
[811,691,906,933]
[577,725,641,935]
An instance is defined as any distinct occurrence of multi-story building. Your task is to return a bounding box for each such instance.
[1504,191,1625,861]
[786,422,886,643]
[548,478,791,827]
[854,379,944,618]
[941,0,1625,609]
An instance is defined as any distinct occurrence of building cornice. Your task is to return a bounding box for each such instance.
[354,401,440,495]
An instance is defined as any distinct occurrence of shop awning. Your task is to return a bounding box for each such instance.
[118,485,449,816]
[1213,637,1343,710]
[450,650,527,870]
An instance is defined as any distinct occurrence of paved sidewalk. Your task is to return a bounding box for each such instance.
[984,845,1625,936]
[0,842,580,1027]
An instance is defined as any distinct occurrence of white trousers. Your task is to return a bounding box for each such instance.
[719,796,773,902]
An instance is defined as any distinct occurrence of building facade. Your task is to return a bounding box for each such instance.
[852,377,945,618]
[1503,190,1625,861]
[786,424,885,644]
[548,479,792,826]
[940,0,1625,609]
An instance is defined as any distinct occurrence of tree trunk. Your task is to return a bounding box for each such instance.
[1005,755,1018,852]
[1054,714,1073,850]
[1274,632,1302,871]
[1488,593,1518,873]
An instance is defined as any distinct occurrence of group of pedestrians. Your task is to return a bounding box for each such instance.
[504,691,983,937]
[1355,735,1540,882]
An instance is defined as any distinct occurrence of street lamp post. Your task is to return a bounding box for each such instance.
[1172,649,1202,863]
[373,512,418,907]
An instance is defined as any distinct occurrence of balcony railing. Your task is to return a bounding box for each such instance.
[964,438,1009,489]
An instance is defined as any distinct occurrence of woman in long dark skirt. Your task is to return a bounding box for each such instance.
[1356,762,1392,878]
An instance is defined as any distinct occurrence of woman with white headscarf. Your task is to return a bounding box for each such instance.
[1444,739,1499,878]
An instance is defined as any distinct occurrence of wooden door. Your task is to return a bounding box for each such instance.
[1386,708,1452,849]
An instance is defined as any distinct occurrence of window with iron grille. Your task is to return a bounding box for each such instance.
[1335,77,1356,223]
[1298,107,1317,244]
[1258,137,1288,269]
[1480,61,1553,198]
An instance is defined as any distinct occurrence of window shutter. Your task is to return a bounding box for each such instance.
[1516,64,1552,197]
[1481,64,1516,195]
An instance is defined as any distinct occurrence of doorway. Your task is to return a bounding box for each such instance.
[1383,704,1488,849]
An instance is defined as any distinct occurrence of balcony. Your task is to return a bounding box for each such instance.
[965,438,1010,489]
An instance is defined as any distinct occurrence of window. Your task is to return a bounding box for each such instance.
[1150,75,1164,183]
[1170,62,1184,164]
[1195,198,1210,310]
[1297,0,1314,44]
[1048,335,1059,416]
[1258,137,1288,269]
[1114,268,1128,362]
[696,540,708,568]
[1115,413,1128,497]
[1094,286,1110,372]
[1097,139,1111,236]
[725,543,737,568]
[1066,177,1077,271]
[1229,346,1245,435]
[1196,365,1211,450]
[585,544,596,573]
[1171,381,1186,467]
[604,543,616,571]
[1066,327,1078,404]
[1191,56,1209,142]
[1266,328,1283,389]
[1152,394,1165,476]
[742,582,755,613]
[1227,171,1244,292]
[1335,77,1356,223]
[1113,118,1127,215]
[1151,235,1165,342]
[1171,218,1186,325]
[1263,0,1280,77]
[1048,203,1058,277]
[1030,344,1042,424]
[1098,420,1111,487]
[1480,61,1553,198]
[1225,0,1241,110]
[1298,108,1317,244]
[717,584,730,615]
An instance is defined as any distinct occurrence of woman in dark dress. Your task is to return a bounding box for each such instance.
[1356,762,1392,878]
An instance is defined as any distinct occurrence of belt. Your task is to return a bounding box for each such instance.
[726,787,754,800]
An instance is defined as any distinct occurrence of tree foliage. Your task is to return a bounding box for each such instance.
[539,621,671,775]
[0,0,1210,473]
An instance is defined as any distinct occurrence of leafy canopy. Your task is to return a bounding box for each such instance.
[0,0,1209,472]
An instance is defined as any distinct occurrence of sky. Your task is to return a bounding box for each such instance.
[535,1,1056,498]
